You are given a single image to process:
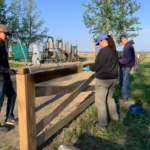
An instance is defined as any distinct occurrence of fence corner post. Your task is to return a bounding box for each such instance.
[16,68,36,150]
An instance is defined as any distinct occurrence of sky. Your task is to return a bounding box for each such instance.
[5,0,150,52]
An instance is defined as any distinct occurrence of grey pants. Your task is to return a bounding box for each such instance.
[95,78,119,126]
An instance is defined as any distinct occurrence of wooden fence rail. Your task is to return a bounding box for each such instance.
[16,64,95,150]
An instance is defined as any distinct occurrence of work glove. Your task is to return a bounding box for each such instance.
[84,66,90,71]
[9,69,17,75]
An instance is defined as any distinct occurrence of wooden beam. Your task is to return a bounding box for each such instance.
[35,85,95,97]
[18,68,29,75]
[32,65,83,84]
[36,95,95,147]
[16,68,36,150]
[83,63,94,68]
[36,73,95,135]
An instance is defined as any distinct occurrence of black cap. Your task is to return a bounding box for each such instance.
[119,35,127,42]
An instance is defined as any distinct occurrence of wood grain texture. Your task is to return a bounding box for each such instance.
[18,68,29,75]
[35,85,95,97]
[36,95,95,147]
[33,65,83,84]
[36,74,95,135]
[16,73,36,150]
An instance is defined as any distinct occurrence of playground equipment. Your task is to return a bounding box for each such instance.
[12,44,27,61]
[39,36,64,69]
[32,44,41,64]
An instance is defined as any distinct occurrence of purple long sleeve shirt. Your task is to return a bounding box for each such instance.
[119,40,135,68]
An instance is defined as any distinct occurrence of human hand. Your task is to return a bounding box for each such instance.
[84,66,90,71]
[9,69,17,75]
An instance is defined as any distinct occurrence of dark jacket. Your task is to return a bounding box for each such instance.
[119,40,135,68]
[0,46,10,82]
[90,45,119,79]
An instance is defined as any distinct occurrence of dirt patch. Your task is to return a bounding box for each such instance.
[0,61,95,150]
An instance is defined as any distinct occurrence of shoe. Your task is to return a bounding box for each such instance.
[0,125,9,133]
[4,119,18,126]
[94,122,107,131]
[119,96,129,104]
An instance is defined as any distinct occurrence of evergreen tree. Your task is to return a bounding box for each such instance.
[82,0,142,44]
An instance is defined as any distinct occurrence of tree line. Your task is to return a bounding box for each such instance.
[0,0,49,50]
[0,0,142,49]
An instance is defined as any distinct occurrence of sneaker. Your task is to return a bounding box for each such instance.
[119,96,129,104]
[4,119,18,126]
[0,125,9,133]
[94,122,107,131]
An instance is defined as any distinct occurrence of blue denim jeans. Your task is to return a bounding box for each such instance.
[119,67,132,99]
[0,81,16,120]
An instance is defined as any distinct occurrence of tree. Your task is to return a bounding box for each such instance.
[20,0,49,48]
[0,0,8,24]
[82,0,142,45]
[8,0,22,32]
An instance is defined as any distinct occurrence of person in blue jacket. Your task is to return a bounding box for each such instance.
[119,35,135,104]
[85,34,119,130]
[0,24,18,133]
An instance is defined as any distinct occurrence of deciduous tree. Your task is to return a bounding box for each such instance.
[82,0,142,45]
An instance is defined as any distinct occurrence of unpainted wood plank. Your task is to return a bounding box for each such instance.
[36,74,95,135]
[35,85,95,97]
[36,95,95,147]
[16,73,36,150]
[33,65,82,84]
[18,68,29,74]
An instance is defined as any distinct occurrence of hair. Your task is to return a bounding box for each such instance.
[105,35,117,55]
[0,32,5,47]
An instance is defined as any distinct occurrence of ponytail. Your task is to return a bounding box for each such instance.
[106,35,117,55]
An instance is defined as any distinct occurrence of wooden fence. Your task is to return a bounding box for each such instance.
[15,51,147,150]
[16,63,95,150]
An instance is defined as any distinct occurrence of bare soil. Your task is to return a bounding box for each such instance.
[0,61,95,150]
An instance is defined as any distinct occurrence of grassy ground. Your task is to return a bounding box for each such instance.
[9,62,25,69]
[41,57,150,150]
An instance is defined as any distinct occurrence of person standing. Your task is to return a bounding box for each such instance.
[119,35,135,104]
[0,24,18,133]
[85,34,119,130]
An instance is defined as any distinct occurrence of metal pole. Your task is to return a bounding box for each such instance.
[11,31,32,73]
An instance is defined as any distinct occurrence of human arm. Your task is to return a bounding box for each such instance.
[89,49,107,72]
[119,45,133,65]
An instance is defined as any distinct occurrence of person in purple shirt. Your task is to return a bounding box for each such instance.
[119,35,135,104]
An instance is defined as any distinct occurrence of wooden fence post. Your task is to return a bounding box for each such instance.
[16,68,36,150]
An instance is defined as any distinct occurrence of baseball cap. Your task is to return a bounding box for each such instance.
[0,24,12,36]
[119,35,127,43]
[95,34,108,45]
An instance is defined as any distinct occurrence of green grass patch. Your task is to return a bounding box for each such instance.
[146,53,150,56]
[9,62,25,69]
[44,58,150,150]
